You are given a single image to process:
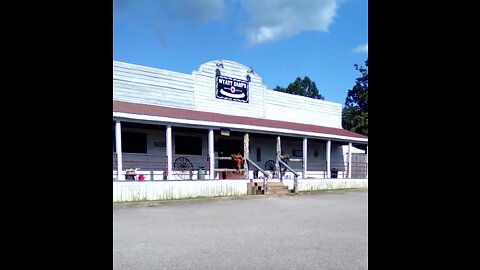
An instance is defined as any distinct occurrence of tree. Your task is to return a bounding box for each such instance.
[274,76,325,100]
[342,58,368,136]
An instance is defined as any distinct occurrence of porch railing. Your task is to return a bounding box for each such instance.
[113,153,368,181]
[112,153,212,181]
[113,153,167,181]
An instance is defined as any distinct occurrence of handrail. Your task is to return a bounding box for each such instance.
[279,158,299,194]
[215,156,235,160]
[245,157,271,179]
[215,168,246,172]
[278,159,299,177]
[245,157,270,195]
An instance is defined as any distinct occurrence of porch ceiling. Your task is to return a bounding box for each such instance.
[113,101,367,142]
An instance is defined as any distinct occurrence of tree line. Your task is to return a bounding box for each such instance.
[273,58,368,136]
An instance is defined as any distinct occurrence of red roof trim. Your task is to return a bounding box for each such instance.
[113,101,367,140]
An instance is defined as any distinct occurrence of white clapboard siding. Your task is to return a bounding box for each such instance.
[282,179,368,191]
[113,60,345,128]
[112,179,367,202]
[265,90,342,128]
[113,61,194,109]
[193,60,266,118]
[113,180,250,202]
[113,81,194,108]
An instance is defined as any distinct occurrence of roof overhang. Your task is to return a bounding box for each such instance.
[113,101,368,144]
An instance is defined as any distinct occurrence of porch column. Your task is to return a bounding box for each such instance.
[115,121,124,180]
[209,129,215,180]
[366,145,368,178]
[326,140,331,178]
[166,125,173,180]
[348,142,352,178]
[303,137,308,178]
[244,133,250,181]
[276,136,281,180]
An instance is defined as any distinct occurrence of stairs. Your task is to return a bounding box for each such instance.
[247,181,291,195]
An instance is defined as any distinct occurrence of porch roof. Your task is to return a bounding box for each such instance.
[113,101,368,143]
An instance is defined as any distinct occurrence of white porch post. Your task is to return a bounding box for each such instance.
[115,121,124,180]
[244,133,250,180]
[348,142,352,178]
[303,137,308,178]
[366,145,368,178]
[276,136,281,180]
[326,140,331,178]
[166,125,173,180]
[209,129,215,180]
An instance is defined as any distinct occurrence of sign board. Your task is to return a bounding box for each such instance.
[154,141,166,147]
[220,128,230,136]
[215,75,249,103]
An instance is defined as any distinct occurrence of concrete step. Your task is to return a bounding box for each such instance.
[269,190,291,195]
[252,182,285,187]
[267,186,289,191]
[247,182,291,195]
[265,183,285,186]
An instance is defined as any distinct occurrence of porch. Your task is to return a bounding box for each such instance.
[112,122,368,182]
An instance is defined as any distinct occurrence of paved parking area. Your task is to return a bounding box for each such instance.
[113,191,368,270]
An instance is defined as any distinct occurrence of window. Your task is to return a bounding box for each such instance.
[175,136,202,155]
[256,148,261,162]
[122,132,147,153]
[292,150,303,157]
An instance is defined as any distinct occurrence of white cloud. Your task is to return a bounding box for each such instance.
[240,0,341,45]
[353,43,368,53]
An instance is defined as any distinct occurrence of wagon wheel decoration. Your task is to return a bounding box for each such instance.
[264,160,277,178]
[264,159,287,178]
[174,157,194,180]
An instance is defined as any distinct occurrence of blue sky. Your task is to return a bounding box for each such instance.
[113,0,368,106]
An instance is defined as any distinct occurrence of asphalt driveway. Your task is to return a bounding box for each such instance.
[113,191,368,270]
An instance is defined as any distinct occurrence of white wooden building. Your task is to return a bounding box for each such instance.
[113,60,368,201]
